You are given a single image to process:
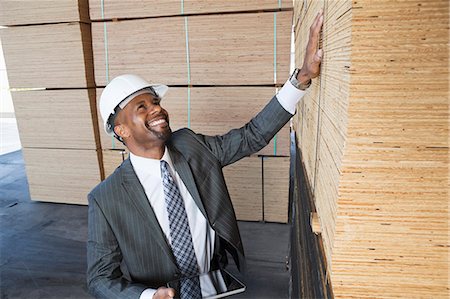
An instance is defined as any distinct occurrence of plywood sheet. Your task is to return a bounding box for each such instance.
[23,148,101,205]
[0,0,89,25]
[223,156,262,221]
[263,156,290,223]
[0,23,94,89]
[89,0,292,20]
[13,89,99,150]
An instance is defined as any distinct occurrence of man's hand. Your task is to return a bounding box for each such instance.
[153,287,176,299]
[298,10,324,84]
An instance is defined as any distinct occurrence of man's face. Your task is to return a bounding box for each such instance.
[115,93,171,148]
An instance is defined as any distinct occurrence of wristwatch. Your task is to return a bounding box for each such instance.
[289,68,311,90]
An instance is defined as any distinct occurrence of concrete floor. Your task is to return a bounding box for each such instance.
[0,150,290,299]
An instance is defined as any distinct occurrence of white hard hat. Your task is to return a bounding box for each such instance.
[99,74,169,136]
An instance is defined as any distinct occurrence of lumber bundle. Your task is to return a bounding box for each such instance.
[12,89,99,149]
[224,156,291,222]
[263,156,290,223]
[0,0,90,26]
[89,0,293,20]
[0,22,95,89]
[22,148,101,204]
[91,11,292,86]
[2,0,294,222]
[223,157,263,221]
[293,0,449,297]
[1,3,102,205]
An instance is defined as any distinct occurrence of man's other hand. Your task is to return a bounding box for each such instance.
[298,10,324,83]
[153,287,176,299]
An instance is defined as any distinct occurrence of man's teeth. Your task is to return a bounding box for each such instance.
[148,119,166,126]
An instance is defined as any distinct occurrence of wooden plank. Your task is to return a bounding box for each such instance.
[23,148,101,205]
[0,0,89,25]
[223,157,262,221]
[89,0,293,20]
[0,22,94,88]
[263,156,290,223]
[12,89,99,150]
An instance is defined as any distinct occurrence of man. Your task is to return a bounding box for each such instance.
[87,11,324,299]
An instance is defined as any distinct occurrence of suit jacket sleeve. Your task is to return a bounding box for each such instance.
[196,96,292,166]
[87,194,147,299]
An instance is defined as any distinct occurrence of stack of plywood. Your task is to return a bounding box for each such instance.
[0,2,101,204]
[94,3,294,222]
[293,0,448,297]
[2,1,294,221]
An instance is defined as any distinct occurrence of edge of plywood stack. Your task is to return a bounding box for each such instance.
[293,0,449,297]
[1,1,103,205]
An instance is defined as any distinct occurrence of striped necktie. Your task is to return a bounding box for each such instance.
[160,160,201,298]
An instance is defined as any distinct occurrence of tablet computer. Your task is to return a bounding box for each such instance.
[167,269,246,299]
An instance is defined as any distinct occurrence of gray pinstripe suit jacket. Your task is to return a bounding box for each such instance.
[86,96,293,299]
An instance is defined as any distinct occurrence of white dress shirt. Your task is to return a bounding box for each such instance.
[137,79,306,298]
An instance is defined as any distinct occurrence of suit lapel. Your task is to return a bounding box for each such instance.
[120,159,177,265]
[168,146,208,220]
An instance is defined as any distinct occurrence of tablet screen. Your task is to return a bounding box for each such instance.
[167,269,246,299]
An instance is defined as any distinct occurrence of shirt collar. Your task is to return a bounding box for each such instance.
[129,147,174,177]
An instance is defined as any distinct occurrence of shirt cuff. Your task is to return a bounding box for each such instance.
[140,288,156,299]
[276,79,307,115]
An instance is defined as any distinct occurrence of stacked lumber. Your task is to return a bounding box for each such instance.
[293,0,449,297]
[0,23,94,89]
[91,11,292,86]
[223,156,291,222]
[0,0,89,26]
[89,0,293,20]
[2,0,294,221]
[1,3,101,204]
[22,148,101,205]
[263,156,290,223]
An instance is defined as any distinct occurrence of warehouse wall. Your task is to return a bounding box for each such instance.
[293,0,449,297]
[1,1,295,223]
